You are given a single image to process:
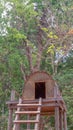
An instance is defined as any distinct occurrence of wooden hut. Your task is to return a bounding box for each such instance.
[6,71,67,130]
[22,71,55,100]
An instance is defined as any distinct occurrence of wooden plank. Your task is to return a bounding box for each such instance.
[22,98,63,103]
[15,111,40,114]
[41,112,54,115]
[14,120,39,123]
[17,104,41,107]
[55,107,60,130]
[17,103,59,107]
[6,97,64,105]
[42,103,59,107]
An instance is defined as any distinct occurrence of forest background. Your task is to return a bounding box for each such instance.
[0,0,73,129]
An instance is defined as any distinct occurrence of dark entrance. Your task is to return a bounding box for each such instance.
[35,82,45,99]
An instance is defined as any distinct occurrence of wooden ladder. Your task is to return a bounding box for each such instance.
[13,98,42,130]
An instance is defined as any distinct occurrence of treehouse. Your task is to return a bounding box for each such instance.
[22,71,55,100]
[6,71,67,130]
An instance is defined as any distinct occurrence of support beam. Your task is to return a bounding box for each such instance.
[63,111,67,130]
[8,90,15,130]
[55,106,60,130]
[8,108,13,130]
[59,111,63,130]
[11,90,15,101]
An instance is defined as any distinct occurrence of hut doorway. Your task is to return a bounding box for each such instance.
[35,82,45,99]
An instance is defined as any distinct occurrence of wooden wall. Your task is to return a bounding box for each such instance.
[22,71,55,100]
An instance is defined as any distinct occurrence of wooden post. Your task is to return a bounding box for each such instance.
[8,108,13,130]
[8,90,15,130]
[55,106,60,130]
[63,111,67,130]
[59,111,63,130]
[11,90,15,101]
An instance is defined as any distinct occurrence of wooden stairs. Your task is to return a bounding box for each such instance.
[13,98,42,130]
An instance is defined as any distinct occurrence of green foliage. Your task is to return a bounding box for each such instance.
[47,44,55,55]
[7,28,27,41]
[48,32,58,39]
[41,27,49,32]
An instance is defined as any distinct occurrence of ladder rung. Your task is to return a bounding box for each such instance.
[14,120,39,123]
[15,111,40,114]
[17,104,41,107]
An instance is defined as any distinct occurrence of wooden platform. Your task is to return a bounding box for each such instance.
[6,97,66,115]
[7,97,67,130]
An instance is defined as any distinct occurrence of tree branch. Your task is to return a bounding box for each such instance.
[34,26,43,71]
[25,42,34,72]
[20,63,27,81]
